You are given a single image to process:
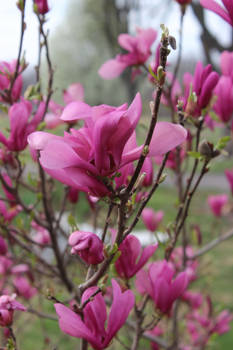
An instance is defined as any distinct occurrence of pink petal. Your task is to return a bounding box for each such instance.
[61,101,92,121]
[149,122,187,156]
[105,280,134,346]
[200,0,232,25]
[98,59,128,80]
[54,303,100,348]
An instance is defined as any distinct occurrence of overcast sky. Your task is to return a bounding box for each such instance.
[0,1,231,67]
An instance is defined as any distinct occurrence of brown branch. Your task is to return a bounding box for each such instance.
[190,228,233,259]
[8,0,26,104]
[38,163,73,292]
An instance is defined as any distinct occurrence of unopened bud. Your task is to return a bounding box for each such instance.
[168,35,177,50]
[199,140,214,159]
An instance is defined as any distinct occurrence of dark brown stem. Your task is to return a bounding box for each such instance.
[38,163,73,292]
[166,159,209,260]
[123,152,169,239]
[126,35,170,196]
[8,0,26,104]
[101,203,114,242]
[37,15,54,119]
[8,327,18,350]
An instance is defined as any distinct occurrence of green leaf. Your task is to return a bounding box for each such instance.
[187,151,202,159]
[68,214,79,231]
[215,136,231,150]
[148,64,157,80]
[111,250,121,264]
[0,103,8,114]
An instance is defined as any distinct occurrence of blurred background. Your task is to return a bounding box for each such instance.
[2,0,233,106]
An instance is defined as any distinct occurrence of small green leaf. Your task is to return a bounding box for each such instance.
[111,250,121,264]
[0,103,8,114]
[215,136,231,150]
[187,151,202,159]
[68,214,79,231]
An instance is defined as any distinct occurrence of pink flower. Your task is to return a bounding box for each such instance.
[0,256,12,275]
[115,235,157,279]
[225,168,233,195]
[0,60,22,103]
[211,310,233,335]
[149,261,188,313]
[13,276,37,300]
[0,99,45,152]
[55,279,134,350]
[28,93,187,197]
[0,201,21,222]
[220,51,233,79]
[11,264,37,300]
[186,298,233,346]
[99,28,157,79]
[0,294,26,327]
[142,208,164,232]
[136,260,188,314]
[141,157,154,187]
[69,231,104,265]
[34,0,49,14]
[207,194,228,217]
[184,62,219,116]
[213,76,233,123]
[182,291,203,309]
[67,187,79,203]
[63,83,84,104]
[200,0,233,26]
[31,221,51,246]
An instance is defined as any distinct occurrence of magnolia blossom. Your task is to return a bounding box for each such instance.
[200,0,233,26]
[34,0,49,14]
[99,28,157,79]
[11,264,37,300]
[183,62,219,116]
[225,168,233,195]
[31,221,51,246]
[207,194,228,217]
[13,277,37,300]
[0,294,26,327]
[0,201,21,222]
[115,235,157,279]
[0,99,45,152]
[182,291,203,309]
[213,76,233,123]
[0,256,12,275]
[142,208,164,232]
[28,93,187,197]
[0,60,22,103]
[220,51,233,79]
[55,279,134,350]
[186,298,233,347]
[69,231,104,265]
[136,260,188,314]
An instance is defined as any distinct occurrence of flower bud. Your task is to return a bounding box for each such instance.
[69,231,104,265]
